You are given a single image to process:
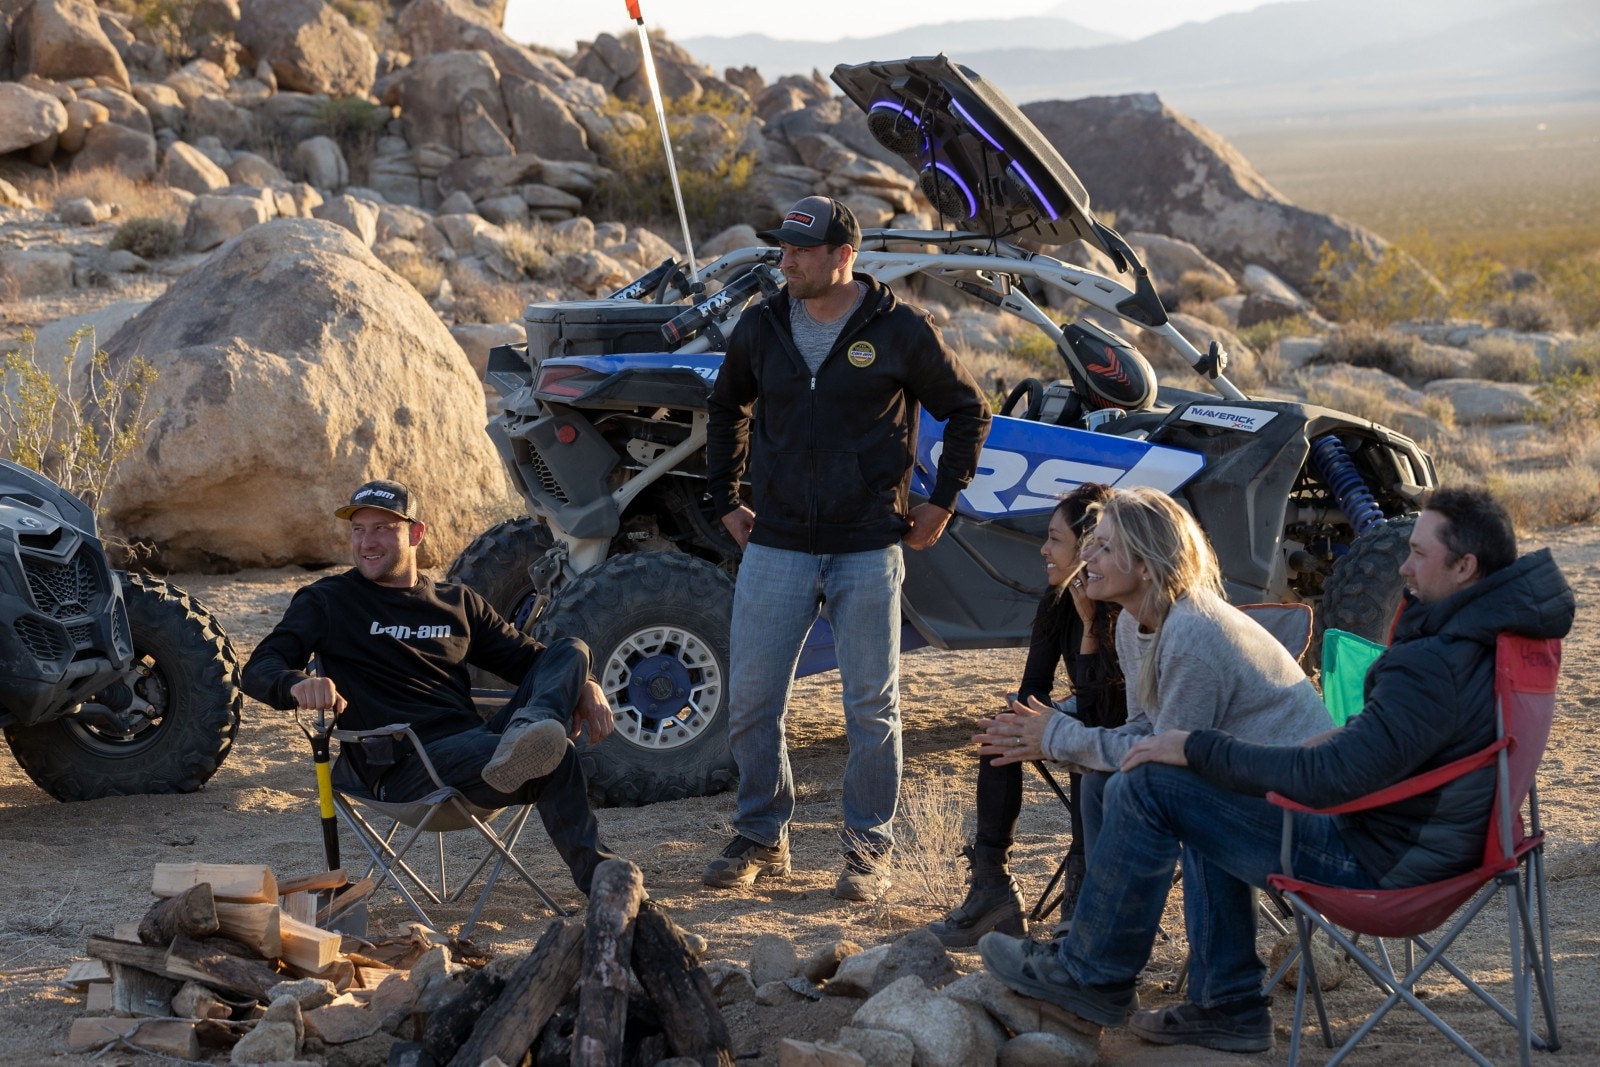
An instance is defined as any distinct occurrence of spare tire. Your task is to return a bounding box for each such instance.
[1315,515,1414,662]
[533,551,736,807]
[4,574,242,801]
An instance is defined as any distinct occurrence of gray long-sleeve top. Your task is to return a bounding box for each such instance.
[1040,593,1330,771]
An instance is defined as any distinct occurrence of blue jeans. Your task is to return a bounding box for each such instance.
[728,543,904,853]
[1060,763,1378,1007]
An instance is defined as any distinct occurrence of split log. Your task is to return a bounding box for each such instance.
[138,883,219,945]
[152,862,276,903]
[278,868,349,895]
[164,936,284,1002]
[172,981,233,1021]
[631,903,735,1067]
[85,983,113,1012]
[421,964,507,1064]
[110,961,180,1017]
[573,860,646,1067]
[62,960,110,989]
[281,890,319,926]
[279,912,342,972]
[87,935,174,975]
[112,921,141,941]
[214,901,283,957]
[67,1016,199,1058]
[447,919,583,1067]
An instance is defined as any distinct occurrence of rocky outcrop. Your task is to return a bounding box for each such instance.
[12,0,131,92]
[101,218,505,569]
[236,0,376,97]
[396,0,572,90]
[0,82,68,154]
[1023,93,1385,293]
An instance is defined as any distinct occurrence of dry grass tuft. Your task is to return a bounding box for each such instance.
[1469,336,1542,383]
[23,168,186,224]
[447,262,523,325]
[1173,270,1236,308]
[382,251,446,300]
[893,773,971,916]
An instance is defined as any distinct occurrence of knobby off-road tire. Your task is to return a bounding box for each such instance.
[4,574,242,802]
[532,552,736,807]
[1315,515,1415,664]
[446,515,555,688]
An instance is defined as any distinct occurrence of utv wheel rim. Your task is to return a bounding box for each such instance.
[69,656,168,751]
[600,625,722,751]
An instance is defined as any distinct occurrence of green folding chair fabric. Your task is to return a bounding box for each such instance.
[1321,628,1386,726]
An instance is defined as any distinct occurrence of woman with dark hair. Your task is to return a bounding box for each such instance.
[927,483,1126,948]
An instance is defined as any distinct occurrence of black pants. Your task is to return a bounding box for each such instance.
[973,754,1087,872]
[373,637,620,893]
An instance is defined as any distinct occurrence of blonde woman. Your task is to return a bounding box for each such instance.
[978,486,1328,1047]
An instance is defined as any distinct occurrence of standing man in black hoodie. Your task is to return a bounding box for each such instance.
[242,479,621,896]
[978,486,1575,1053]
[701,196,991,900]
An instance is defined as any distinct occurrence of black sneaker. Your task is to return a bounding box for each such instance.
[978,931,1138,1026]
[833,850,892,901]
[1129,999,1273,1053]
[701,835,790,888]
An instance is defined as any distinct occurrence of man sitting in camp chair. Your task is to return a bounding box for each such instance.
[980,487,1574,1054]
[242,478,622,895]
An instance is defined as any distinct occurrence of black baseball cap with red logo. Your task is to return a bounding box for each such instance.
[760,195,862,249]
[335,479,419,522]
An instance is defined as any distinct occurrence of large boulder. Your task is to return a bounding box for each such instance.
[101,218,507,569]
[0,82,68,154]
[236,0,376,97]
[162,140,231,194]
[393,51,508,160]
[397,0,572,89]
[69,120,157,180]
[1022,93,1385,292]
[12,0,130,91]
[502,76,592,162]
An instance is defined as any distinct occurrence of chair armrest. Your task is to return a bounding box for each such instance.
[1268,736,1508,817]
[330,725,454,794]
[331,723,417,741]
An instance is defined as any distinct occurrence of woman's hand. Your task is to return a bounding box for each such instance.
[1065,564,1095,625]
[1121,730,1190,771]
[973,695,1056,765]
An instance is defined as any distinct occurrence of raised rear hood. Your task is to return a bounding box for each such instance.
[832,55,1116,256]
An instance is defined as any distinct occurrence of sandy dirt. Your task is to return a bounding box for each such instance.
[0,526,1596,1066]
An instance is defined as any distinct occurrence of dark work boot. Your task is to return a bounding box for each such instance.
[927,843,1027,948]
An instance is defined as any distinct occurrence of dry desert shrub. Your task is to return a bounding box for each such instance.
[1468,336,1541,383]
[1492,291,1570,334]
[446,261,523,325]
[1297,366,1402,428]
[1553,335,1600,376]
[893,773,970,916]
[1238,313,1316,352]
[497,221,590,282]
[383,251,446,299]
[1487,454,1600,528]
[1322,323,1460,382]
[109,217,182,259]
[1173,269,1236,307]
[1178,300,1230,328]
[25,167,186,224]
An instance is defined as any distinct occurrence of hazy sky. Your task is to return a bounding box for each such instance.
[507,0,1299,53]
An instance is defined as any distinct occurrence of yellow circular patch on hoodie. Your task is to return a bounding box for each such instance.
[847,341,876,367]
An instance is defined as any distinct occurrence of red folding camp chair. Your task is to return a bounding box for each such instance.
[1267,633,1562,1066]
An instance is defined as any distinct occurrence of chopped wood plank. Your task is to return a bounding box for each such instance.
[67,1016,199,1058]
[112,921,141,941]
[152,862,276,903]
[281,890,319,926]
[84,983,113,1012]
[110,961,180,1017]
[279,912,342,972]
[62,960,109,989]
[278,868,348,895]
[318,874,376,926]
[87,936,173,974]
[447,919,583,1067]
[138,882,218,945]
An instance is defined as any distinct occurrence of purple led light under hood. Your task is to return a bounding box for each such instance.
[921,161,978,219]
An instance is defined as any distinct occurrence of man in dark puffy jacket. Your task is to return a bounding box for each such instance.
[702,195,991,900]
[980,487,1575,1054]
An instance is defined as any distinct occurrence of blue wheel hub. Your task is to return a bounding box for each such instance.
[626,652,692,720]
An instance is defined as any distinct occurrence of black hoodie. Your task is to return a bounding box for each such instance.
[706,273,991,555]
[1186,548,1575,887]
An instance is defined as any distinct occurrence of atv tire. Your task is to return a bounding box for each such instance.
[533,551,736,807]
[447,516,555,687]
[4,574,242,802]
[1315,515,1415,663]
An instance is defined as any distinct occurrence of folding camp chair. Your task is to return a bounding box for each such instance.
[1029,602,1314,980]
[1267,633,1563,1066]
[330,720,569,939]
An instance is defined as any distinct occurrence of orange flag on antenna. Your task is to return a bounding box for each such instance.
[626,0,642,20]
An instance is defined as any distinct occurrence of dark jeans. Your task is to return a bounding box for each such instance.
[370,637,619,894]
[1058,763,1378,1007]
[974,755,1089,902]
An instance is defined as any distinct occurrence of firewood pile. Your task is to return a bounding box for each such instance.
[63,858,733,1066]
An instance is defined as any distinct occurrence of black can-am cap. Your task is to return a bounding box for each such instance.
[335,479,419,522]
[760,195,861,249]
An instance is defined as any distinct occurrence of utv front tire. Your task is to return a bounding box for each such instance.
[1316,516,1415,656]
[533,552,736,806]
[4,574,242,802]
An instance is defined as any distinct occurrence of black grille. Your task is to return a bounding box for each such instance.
[111,598,132,659]
[529,452,570,504]
[22,552,99,619]
[69,623,94,648]
[14,617,65,662]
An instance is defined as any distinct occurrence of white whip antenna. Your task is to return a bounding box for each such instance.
[625,0,699,281]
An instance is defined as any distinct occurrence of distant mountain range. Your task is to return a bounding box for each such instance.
[683,0,1600,124]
